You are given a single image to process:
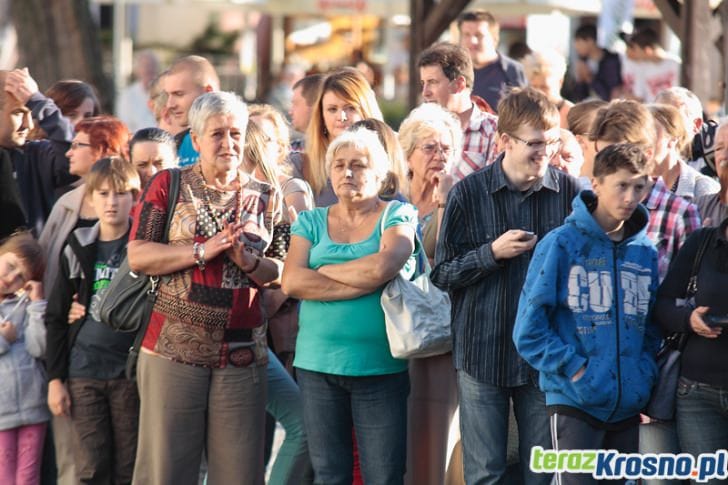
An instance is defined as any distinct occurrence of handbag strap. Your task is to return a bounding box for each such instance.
[686,227,715,298]
[130,168,181,349]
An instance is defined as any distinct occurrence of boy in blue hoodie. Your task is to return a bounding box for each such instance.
[514,143,662,484]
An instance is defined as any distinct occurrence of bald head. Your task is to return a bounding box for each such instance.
[167,55,220,92]
[164,56,220,128]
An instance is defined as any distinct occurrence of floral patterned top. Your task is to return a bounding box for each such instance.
[130,167,283,368]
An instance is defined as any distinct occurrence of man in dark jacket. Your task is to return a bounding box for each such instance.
[572,24,623,101]
[458,10,526,113]
[0,68,76,237]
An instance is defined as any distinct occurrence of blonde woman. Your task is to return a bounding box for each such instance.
[398,103,462,485]
[300,68,383,207]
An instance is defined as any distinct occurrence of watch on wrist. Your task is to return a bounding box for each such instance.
[193,242,206,271]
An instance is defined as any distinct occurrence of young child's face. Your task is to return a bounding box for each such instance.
[592,168,648,223]
[91,181,134,229]
[0,252,30,295]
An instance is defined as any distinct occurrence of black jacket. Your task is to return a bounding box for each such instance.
[6,92,77,236]
[45,225,102,381]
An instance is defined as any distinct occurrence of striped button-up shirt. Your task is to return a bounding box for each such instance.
[432,155,579,386]
[449,103,499,182]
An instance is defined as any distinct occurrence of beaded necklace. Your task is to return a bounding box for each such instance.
[195,165,244,238]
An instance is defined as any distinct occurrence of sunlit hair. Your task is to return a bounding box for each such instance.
[417,42,474,88]
[244,120,281,194]
[589,99,656,151]
[522,49,567,82]
[325,127,390,189]
[85,156,141,199]
[292,74,325,107]
[46,80,101,119]
[167,55,220,91]
[0,231,44,282]
[593,143,650,179]
[148,72,168,123]
[188,91,248,138]
[567,99,608,137]
[248,103,291,170]
[497,87,559,135]
[350,118,409,198]
[648,103,690,154]
[305,68,383,195]
[75,116,130,159]
[398,103,462,193]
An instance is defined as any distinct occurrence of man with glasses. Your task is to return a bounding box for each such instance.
[418,42,499,182]
[0,68,76,238]
[431,87,579,485]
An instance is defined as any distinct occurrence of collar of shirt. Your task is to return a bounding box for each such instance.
[486,153,561,195]
[465,102,498,135]
[643,177,670,210]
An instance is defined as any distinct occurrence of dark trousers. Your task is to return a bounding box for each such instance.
[67,378,139,485]
[550,412,638,485]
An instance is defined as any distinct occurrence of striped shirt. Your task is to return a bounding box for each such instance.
[449,103,499,182]
[432,155,579,386]
[643,177,701,282]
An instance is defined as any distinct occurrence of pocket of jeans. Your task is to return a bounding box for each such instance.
[676,376,696,398]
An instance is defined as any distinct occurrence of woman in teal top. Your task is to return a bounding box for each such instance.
[283,127,417,484]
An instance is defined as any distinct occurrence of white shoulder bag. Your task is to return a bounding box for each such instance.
[379,202,452,359]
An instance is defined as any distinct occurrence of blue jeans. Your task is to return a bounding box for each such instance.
[297,369,409,485]
[457,370,552,485]
[638,421,682,485]
[676,377,728,469]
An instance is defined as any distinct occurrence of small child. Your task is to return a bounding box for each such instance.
[514,143,662,484]
[45,157,141,484]
[0,232,48,485]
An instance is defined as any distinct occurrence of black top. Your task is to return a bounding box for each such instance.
[655,221,728,387]
[68,236,133,380]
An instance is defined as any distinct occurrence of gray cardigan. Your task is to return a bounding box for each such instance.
[0,295,50,430]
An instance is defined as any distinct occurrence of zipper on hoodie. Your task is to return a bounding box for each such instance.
[607,243,622,422]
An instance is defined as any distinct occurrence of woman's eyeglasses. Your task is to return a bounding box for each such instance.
[70,141,93,150]
[418,143,452,156]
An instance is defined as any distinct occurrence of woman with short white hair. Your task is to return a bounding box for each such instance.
[128,91,284,484]
[283,127,418,484]
[522,49,573,128]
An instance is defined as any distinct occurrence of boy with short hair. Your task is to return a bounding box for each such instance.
[513,143,662,484]
[45,157,141,484]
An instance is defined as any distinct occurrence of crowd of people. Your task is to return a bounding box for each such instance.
[0,8,727,485]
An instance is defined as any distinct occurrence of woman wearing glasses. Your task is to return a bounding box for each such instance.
[397,102,462,484]
[39,115,130,290]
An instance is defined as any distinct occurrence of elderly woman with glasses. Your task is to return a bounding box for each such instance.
[128,91,285,484]
[397,102,462,485]
[282,127,418,484]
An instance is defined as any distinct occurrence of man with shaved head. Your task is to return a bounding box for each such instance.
[163,55,220,166]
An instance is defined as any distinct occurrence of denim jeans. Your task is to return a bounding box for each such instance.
[297,369,409,485]
[638,421,682,485]
[676,377,728,475]
[457,370,552,485]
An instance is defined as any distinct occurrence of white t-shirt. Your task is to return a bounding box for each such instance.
[622,57,680,102]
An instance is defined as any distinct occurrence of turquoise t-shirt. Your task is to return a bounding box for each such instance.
[178,132,199,167]
[291,200,418,376]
